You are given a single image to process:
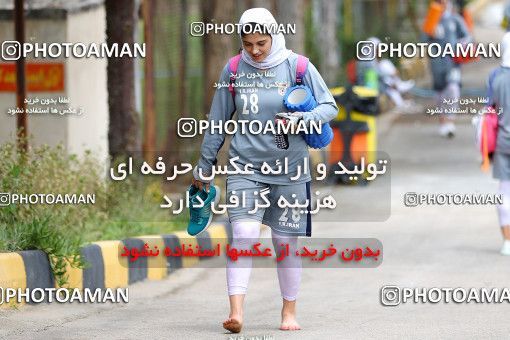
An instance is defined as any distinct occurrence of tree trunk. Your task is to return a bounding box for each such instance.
[178,0,189,119]
[318,0,340,86]
[275,0,304,53]
[406,0,421,38]
[252,0,277,13]
[142,0,156,165]
[352,0,363,41]
[105,0,140,159]
[201,0,235,115]
[165,0,189,163]
[343,0,353,40]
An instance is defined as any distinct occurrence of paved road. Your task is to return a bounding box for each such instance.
[2,22,509,340]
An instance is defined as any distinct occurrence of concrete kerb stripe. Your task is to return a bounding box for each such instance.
[207,223,230,253]
[91,241,127,289]
[122,237,148,284]
[137,235,167,281]
[0,223,231,307]
[172,231,200,268]
[0,252,26,308]
[162,233,183,274]
[19,250,54,304]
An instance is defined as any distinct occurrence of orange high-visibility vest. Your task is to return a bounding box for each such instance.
[423,2,445,37]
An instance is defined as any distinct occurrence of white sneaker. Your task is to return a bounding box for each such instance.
[396,80,415,93]
[397,100,420,114]
[500,240,510,256]
[439,122,455,138]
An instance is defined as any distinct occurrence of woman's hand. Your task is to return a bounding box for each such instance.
[191,177,210,192]
[275,112,304,134]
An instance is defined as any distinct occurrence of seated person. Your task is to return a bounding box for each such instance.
[377,58,415,110]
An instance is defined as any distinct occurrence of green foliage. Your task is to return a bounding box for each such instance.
[0,216,84,288]
[304,1,321,68]
[0,143,109,232]
[0,141,185,285]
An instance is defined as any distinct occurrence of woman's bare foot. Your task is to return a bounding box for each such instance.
[223,294,245,333]
[280,313,301,330]
[223,315,243,333]
[280,298,301,331]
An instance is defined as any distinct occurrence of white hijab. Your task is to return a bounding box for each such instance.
[238,8,292,69]
[502,32,510,68]
[442,1,453,19]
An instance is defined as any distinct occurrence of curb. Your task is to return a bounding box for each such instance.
[377,109,402,138]
[0,222,232,308]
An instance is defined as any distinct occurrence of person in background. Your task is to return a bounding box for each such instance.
[356,37,380,90]
[488,32,510,255]
[423,0,471,138]
[376,55,416,112]
[456,0,474,32]
[503,0,510,32]
[357,37,416,112]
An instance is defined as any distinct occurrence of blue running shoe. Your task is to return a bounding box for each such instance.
[187,184,220,236]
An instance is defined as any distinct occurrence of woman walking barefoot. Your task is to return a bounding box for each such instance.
[488,32,510,255]
[192,8,337,332]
